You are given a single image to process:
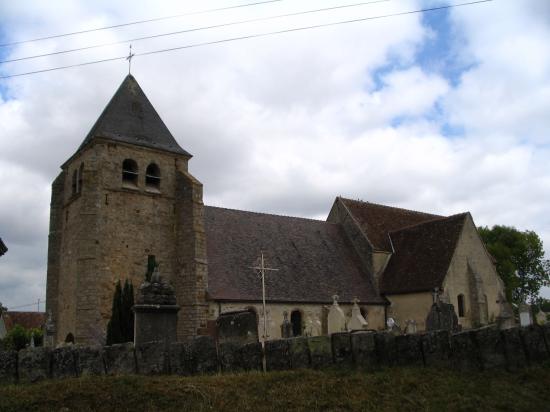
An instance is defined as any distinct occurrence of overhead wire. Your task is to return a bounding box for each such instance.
[0,0,283,48]
[1,0,390,64]
[0,0,494,80]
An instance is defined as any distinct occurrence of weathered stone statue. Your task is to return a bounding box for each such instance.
[280,311,293,338]
[133,267,180,346]
[43,311,56,348]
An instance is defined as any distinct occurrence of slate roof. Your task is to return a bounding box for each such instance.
[204,206,385,304]
[379,213,468,294]
[340,198,442,252]
[0,238,6,257]
[78,75,190,157]
[3,311,47,331]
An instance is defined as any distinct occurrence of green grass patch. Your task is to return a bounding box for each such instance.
[1,367,549,411]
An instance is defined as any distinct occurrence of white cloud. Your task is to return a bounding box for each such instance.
[0,0,549,306]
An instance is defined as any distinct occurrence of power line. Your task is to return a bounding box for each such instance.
[0,0,494,80]
[1,0,390,64]
[0,0,282,48]
[5,299,44,311]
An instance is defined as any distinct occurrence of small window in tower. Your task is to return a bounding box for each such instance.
[122,159,138,187]
[78,163,84,193]
[71,170,78,195]
[145,163,161,191]
[457,294,465,317]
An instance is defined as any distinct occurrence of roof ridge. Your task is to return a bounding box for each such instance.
[389,212,468,236]
[339,196,442,218]
[205,204,328,224]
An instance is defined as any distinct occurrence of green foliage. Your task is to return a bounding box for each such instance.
[3,325,29,351]
[479,225,550,304]
[106,279,134,345]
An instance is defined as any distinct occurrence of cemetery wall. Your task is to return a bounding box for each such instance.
[1,323,549,384]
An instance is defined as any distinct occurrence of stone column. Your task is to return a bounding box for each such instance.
[133,268,180,346]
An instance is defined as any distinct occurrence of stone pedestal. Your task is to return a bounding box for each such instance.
[133,268,180,346]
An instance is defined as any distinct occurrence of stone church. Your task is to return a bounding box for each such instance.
[45,75,505,345]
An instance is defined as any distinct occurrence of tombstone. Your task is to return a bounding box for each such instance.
[216,310,259,345]
[280,311,293,338]
[133,267,180,346]
[404,320,417,335]
[348,299,368,331]
[43,310,56,348]
[425,301,459,332]
[519,303,532,327]
[535,309,547,326]
[496,292,515,330]
[328,295,347,334]
[386,318,401,336]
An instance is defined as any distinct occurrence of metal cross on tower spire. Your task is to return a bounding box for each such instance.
[250,251,279,341]
[126,44,135,74]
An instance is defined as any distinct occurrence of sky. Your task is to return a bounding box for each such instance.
[0,0,549,310]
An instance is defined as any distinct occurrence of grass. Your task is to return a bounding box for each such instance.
[1,366,550,412]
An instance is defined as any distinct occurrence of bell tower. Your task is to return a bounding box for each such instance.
[46,75,208,345]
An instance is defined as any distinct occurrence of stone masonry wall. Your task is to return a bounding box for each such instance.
[47,139,208,346]
[2,323,548,385]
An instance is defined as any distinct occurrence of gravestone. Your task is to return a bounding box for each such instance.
[404,320,417,335]
[350,331,377,370]
[75,345,105,376]
[327,295,347,334]
[496,293,515,330]
[519,303,533,327]
[0,350,17,385]
[348,299,368,331]
[280,311,293,338]
[103,342,136,375]
[217,310,259,345]
[133,267,180,346]
[265,339,291,371]
[535,309,547,326]
[18,347,51,383]
[51,346,78,379]
[426,301,459,332]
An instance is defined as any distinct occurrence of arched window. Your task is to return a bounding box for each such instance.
[291,310,302,337]
[122,159,138,187]
[457,294,465,317]
[145,163,161,190]
[78,163,84,193]
[71,170,78,195]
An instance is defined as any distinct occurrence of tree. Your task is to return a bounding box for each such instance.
[106,279,134,345]
[479,225,550,304]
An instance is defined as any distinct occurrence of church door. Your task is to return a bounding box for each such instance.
[291,310,302,336]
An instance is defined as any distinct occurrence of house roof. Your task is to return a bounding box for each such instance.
[204,206,385,304]
[379,213,468,294]
[2,311,47,331]
[77,74,190,157]
[0,238,6,257]
[340,198,441,252]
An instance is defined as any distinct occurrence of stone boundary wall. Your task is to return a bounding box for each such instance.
[1,324,549,384]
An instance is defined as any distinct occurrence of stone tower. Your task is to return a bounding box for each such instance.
[46,75,208,345]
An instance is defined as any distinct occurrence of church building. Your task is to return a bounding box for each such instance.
[45,75,505,345]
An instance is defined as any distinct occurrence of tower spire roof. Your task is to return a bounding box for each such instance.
[78,74,190,156]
